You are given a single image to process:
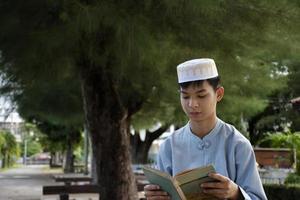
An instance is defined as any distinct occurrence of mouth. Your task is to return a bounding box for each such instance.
[189,112,201,116]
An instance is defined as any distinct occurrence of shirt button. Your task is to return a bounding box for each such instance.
[204,140,211,149]
[198,142,205,150]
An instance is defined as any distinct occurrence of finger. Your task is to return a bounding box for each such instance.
[145,190,169,197]
[208,173,229,182]
[146,196,171,200]
[203,188,227,194]
[201,181,225,189]
[144,184,161,191]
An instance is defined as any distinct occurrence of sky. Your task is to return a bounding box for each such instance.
[0,96,23,123]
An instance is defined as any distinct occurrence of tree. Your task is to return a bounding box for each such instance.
[287,62,300,131]
[1,1,300,199]
[0,133,5,163]
[2,69,84,172]
[248,90,290,144]
[248,61,300,144]
[0,130,19,168]
[130,125,169,164]
[0,48,84,171]
[31,118,82,172]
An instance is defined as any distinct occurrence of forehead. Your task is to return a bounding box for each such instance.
[180,80,213,92]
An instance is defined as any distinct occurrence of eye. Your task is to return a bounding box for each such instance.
[182,96,190,99]
[198,95,207,98]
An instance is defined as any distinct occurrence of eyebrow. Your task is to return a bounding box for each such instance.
[180,89,206,94]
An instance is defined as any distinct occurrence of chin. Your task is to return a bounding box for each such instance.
[189,116,205,122]
[190,114,213,122]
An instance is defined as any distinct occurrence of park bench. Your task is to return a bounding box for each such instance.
[254,147,296,169]
[43,184,147,200]
[73,164,86,173]
[134,169,149,200]
[53,174,93,185]
[44,173,148,200]
[43,184,100,200]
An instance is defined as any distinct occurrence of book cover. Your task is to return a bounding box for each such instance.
[143,165,218,200]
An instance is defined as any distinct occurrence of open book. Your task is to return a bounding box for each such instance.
[143,164,218,200]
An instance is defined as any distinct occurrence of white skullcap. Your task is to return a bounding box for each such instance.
[177,58,218,83]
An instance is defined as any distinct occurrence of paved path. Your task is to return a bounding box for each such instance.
[0,165,58,200]
[0,165,99,200]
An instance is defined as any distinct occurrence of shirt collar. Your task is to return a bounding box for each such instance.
[186,118,222,142]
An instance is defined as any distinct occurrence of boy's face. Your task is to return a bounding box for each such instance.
[180,80,224,123]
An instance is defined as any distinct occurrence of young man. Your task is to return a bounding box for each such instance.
[144,59,267,200]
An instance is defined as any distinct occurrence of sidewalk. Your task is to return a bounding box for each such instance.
[0,164,99,200]
[0,164,62,200]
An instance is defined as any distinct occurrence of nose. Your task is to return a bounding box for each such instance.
[188,98,199,108]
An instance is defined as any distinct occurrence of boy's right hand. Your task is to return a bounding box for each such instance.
[144,184,170,200]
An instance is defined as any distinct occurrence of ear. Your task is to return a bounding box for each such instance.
[216,87,224,102]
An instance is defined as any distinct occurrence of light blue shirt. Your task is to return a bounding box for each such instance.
[157,118,267,200]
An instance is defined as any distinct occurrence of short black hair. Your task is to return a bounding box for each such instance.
[179,76,221,91]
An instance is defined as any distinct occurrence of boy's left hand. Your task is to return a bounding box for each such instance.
[200,173,241,200]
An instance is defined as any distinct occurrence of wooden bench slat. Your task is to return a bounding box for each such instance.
[43,185,100,195]
[54,177,93,182]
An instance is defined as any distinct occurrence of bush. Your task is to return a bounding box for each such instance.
[285,173,300,184]
[264,184,300,200]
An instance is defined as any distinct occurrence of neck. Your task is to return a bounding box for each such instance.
[189,115,217,138]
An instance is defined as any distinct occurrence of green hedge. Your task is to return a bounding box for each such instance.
[285,173,300,184]
[264,184,300,200]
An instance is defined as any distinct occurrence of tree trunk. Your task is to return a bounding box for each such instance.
[2,154,6,168]
[7,154,11,167]
[130,125,169,164]
[248,105,273,145]
[2,151,7,168]
[49,152,55,167]
[64,138,74,173]
[83,126,90,175]
[50,151,63,167]
[80,65,137,200]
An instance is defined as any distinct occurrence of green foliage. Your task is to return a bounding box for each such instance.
[17,76,84,126]
[1,0,300,131]
[19,123,44,157]
[287,63,300,131]
[259,132,300,148]
[0,133,5,150]
[288,63,300,97]
[0,131,19,155]
[248,60,300,144]
[0,130,20,168]
[126,0,300,129]
[285,173,300,184]
[20,138,43,157]
[73,136,84,163]
[34,120,82,153]
[27,141,42,157]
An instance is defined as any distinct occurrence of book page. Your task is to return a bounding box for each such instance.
[143,166,186,200]
[175,165,218,200]
[180,176,218,200]
[174,165,215,185]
